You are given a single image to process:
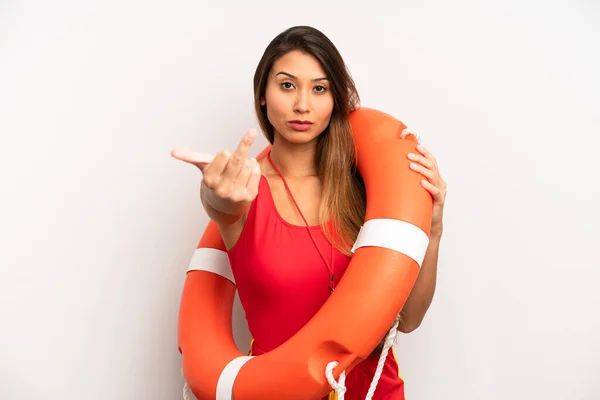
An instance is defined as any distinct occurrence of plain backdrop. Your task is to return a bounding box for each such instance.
[1,1,599,399]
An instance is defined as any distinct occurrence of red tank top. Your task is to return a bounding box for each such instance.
[226,155,406,399]
[227,173,351,354]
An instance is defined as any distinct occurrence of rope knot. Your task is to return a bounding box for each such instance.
[325,361,347,399]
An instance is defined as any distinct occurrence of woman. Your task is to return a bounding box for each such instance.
[173,25,446,400]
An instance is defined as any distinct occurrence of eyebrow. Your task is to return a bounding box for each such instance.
[275,71,329,82]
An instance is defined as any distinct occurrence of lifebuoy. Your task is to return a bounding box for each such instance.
[178,107,432,399]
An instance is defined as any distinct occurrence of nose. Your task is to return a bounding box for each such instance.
[293,89,310,115]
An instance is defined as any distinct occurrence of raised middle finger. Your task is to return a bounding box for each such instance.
[221,129,258,183]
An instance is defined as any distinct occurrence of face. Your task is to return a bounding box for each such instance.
[261,50,334,146]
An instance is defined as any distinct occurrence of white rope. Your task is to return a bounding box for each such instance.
[326,361,347,400]
[365,314,401,400]
[182,369,193,400]
[325,313,401,400]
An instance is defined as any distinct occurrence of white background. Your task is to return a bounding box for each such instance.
[1,1,599,399]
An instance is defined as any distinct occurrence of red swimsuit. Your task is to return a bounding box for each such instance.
[227,159,406,399]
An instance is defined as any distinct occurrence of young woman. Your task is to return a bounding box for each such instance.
[173,25,447,400]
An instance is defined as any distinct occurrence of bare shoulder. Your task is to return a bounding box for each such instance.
[258,157,272,174]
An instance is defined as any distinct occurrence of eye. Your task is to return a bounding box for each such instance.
[314,85,328,94]
[281,82,295,90]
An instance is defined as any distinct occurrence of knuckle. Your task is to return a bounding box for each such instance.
[217,150,231,160]
[246,190,257,201]
[202,176,215,188]
[215,186,229,198]
[230,154,243,165]
[229,193,241,203]
[241,166,253,177]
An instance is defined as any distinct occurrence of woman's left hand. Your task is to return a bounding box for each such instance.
[408,144,447,238]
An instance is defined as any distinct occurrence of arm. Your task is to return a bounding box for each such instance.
[200,185,249,250]
[398,232,441,333]
[399,143,447,333]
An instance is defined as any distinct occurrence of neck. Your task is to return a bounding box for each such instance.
[269,135,318,177]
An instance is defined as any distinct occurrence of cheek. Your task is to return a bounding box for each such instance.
[265,87,288,118]
[317,96,334,124]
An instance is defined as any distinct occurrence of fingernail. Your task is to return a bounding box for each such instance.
[408,153,416,160]
[410,162,417,169]
[248,129,257,139]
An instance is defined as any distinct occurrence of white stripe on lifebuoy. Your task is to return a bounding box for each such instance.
[187,248,235,284]
[351,219,430,267]
[216,356,254,400]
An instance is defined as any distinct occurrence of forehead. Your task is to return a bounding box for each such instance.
[271,50,327,79]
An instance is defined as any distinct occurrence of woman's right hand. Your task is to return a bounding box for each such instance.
[171,129,262,224]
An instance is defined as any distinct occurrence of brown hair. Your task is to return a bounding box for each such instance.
[253,26,366,255]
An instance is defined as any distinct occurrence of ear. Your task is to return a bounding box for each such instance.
[260,97,266,106]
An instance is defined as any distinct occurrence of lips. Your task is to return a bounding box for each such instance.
[288,120,314,132]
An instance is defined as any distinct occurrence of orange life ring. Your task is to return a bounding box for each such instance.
[178,107,432,399]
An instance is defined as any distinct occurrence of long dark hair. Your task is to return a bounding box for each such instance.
[253,26,365,255]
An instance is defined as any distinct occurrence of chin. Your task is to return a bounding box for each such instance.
[283,134,319,145]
